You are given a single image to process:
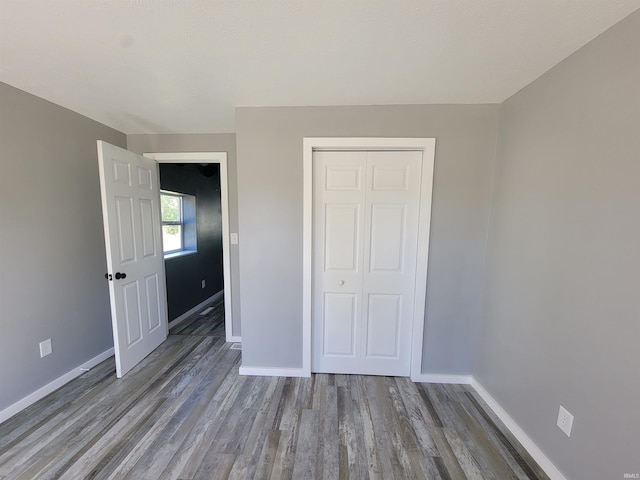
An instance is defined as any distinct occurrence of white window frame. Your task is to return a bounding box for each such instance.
[161,190,197,258]
[161,191,184,255]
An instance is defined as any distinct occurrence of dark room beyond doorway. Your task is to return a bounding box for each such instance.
[159,163,224,327]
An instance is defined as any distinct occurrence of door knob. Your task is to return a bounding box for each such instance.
[115,272,127,280]
[104,273,112,281]
[338,280,344,286]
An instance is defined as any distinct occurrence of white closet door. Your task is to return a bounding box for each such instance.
[312,150,422,376]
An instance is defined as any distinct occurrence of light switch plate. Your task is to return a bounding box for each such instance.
[230,233,239,245]
[39,339,52,358]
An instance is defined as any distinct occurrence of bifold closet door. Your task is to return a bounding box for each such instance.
[312,150,422,376]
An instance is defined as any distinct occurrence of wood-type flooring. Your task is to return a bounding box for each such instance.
[169,299,226,337]
[0,303,548,479]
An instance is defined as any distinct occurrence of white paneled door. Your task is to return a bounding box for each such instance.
[312,150,422,376]
[97,141,168,378]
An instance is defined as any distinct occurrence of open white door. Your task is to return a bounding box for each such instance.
[97,141,168,378]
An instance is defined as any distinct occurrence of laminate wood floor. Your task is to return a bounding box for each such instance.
[170,299,226,337]
[0,333,549,479]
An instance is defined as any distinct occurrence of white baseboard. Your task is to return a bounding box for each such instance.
[0,347,115,424]
[239,365,309,378]
[168,290,223,329]
[412,373,473,384]
[471,378,568,480]
[227,335,242,343]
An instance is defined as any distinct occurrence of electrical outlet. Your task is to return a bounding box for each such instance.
[39,339,52,358]
[201,279,206,288]
[557,405,574,437]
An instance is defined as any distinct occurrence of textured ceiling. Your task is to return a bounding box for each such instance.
[0,1,638,134]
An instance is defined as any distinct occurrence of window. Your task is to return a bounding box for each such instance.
[161,191,197,257]
[161,192,182,253]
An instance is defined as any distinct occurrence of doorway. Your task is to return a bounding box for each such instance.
[144,152,237,343]
[302,138,436,380]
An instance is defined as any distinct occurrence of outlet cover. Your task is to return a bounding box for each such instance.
[201,279,206,288]
[557,405,574,437]
[39,339,52,358]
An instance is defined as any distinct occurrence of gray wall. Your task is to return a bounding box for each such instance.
[235,105,500,371]
[127,133,241,337]
[475,11,640,480]
[159,164,223,321]
[0,82,126,411]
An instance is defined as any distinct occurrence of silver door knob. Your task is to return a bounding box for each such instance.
[338,280,345,286]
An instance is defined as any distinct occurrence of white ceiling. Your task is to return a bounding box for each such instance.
[0,1,637,134]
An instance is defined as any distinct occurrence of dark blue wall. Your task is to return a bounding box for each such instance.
[159,163,223,320]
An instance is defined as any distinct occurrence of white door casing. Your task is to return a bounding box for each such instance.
[303,138,436,380]
[97,141,168,378]
[312,150,422,376]
[143,152,238,343]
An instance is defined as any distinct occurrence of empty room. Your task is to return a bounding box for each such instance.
[0,2,638,479]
